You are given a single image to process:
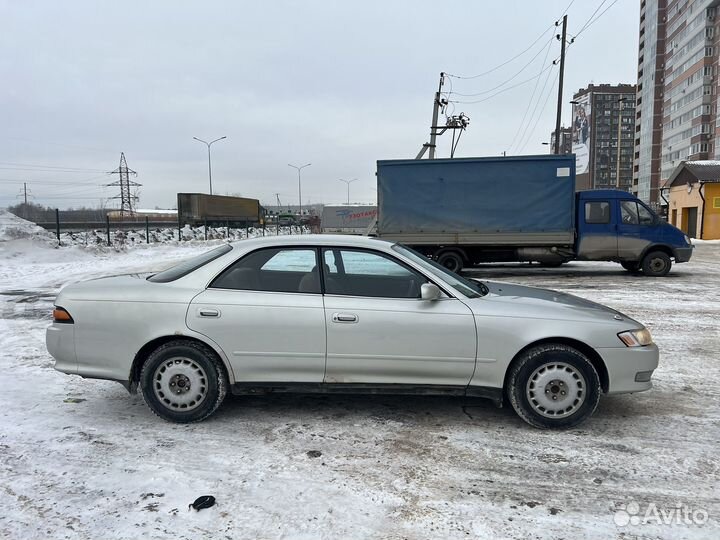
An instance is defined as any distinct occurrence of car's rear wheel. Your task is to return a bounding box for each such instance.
[507,343,601,429]
[436,251,464,273]
[140,340,227,423]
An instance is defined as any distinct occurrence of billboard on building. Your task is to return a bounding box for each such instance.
[572,94,591,174]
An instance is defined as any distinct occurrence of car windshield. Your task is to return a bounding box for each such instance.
[392,244,488,298]
[147,244,233,283]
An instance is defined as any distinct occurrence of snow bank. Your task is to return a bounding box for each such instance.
[692,238,720,244]
[0,210,310,254]
[0,209,55,244]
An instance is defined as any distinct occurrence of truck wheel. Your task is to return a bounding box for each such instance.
[436,251,464,273]
[140,340,227,423]
[641,251,671,277]
[506,343,601,429]
[620,261,641,273]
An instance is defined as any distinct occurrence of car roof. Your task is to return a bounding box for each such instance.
[229,234,393,249]
[578,189,636,199]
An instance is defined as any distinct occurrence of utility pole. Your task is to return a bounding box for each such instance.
[416,73,446,159]
[554,15,568,155]
[416,73,469,159]
[616,97,627,189]
[288,163,311,217]
[107,153,141,216]
[23,182,28,206]
[429,73,444,159]
[339,178,357,204]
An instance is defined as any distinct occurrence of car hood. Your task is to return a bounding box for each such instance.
[465,280,640,325]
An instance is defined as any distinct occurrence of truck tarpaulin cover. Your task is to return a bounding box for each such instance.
[377,156,576,234]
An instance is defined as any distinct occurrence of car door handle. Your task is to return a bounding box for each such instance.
[332,313,358,323]
[199,308,220,318]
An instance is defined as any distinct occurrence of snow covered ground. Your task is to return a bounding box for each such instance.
[1,211,719,539]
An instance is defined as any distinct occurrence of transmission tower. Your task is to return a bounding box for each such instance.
[107,152,141,216]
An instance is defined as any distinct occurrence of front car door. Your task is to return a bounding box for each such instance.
[187,247,326,383]
[617,199,656,260]
[321,248,477,387]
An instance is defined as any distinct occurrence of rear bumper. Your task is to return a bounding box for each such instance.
[597,343,659,394]
[674,246,693,263]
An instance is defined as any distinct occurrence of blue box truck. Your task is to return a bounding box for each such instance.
[375,155,693,276]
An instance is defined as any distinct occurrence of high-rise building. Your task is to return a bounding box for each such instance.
[549,126,573,155]
[634,0,667,209]
[571,84,637,191]
[634,0,718,210]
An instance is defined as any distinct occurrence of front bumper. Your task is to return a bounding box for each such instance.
[46,323,77,374]
[597,343,659,394]
[674,246,694,263]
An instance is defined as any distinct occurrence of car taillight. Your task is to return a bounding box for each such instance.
[53,307,74,324]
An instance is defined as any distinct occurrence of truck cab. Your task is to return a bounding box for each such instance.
[576,190,693,276]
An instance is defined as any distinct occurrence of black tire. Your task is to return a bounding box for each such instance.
[507,344,601,429]
[539,261,565,268]
[620,261,641,273]
[436,251,464,273]
[140,340,227,423]
[641,250,672,277]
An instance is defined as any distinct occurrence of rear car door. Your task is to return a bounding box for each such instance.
[187,247,326,383]
[321,248,477,386]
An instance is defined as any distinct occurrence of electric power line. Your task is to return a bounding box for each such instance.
[448,63,555,105]
[506,35,557,153]
[573,0,619,39]
[517,67,561,154]
[444,23,556,80]
[448,32,556,98]
[0,162,108,172]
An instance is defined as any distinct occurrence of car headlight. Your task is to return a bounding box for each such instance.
[684,235,691,245]
[618,328,653,347]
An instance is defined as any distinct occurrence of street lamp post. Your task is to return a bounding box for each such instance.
[288,163,311,217]
[193,136,227,195]
[616,97,627,190]
[338,178,357,204]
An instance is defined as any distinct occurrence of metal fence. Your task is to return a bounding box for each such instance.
[35,211,310,247]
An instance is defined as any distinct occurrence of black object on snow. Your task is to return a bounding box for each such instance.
[188,495,216,511]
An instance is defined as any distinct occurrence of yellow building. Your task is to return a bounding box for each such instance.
[665,161,720,240]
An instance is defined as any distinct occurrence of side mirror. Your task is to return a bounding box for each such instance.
[420,283,441,301]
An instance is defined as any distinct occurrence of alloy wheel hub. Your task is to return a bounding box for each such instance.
[153,357,208,411]
[526,362,586,418]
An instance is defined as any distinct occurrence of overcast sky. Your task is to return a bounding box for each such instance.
[1,0,639,210]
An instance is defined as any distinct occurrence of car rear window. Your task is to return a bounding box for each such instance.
[148,244,232,283]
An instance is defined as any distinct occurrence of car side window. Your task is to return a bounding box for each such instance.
[621,201,654,226]
[261,250,316,272]
[585,201,610,224]
[322,248,425,299]
[637,203,654,225]
[210,248,320,294]
[324,250,339,274]
[621,201,639,225]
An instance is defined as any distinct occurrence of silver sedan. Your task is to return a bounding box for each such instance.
[47,235,659,428]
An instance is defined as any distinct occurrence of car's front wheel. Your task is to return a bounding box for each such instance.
[140,340,227,423]
[507,343,601,429]
[641,250,672,277]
